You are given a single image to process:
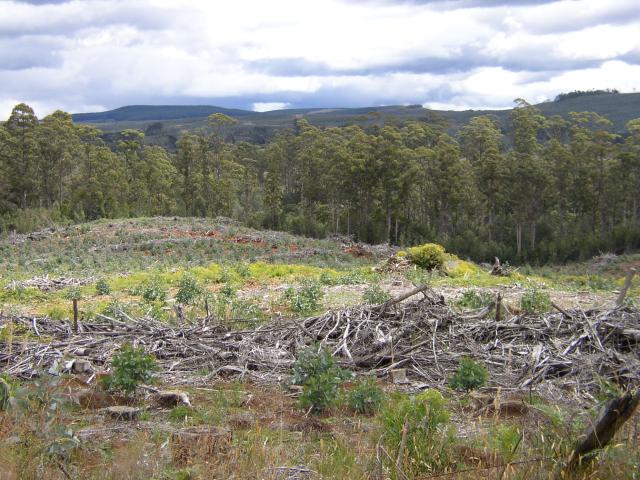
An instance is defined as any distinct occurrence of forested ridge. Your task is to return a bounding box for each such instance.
[2,99,640,264]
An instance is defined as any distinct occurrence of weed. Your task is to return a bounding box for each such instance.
[101,343,157,394]
[346,377,384,414]
[169,405,195,423]
[520,288,551,314]
[95,279,111,296]
[362,284,391,305]
[456,289,494,309]
[450,357,489,391]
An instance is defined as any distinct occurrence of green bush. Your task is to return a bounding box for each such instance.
[520,288,551,314]
[101,344,157,394]
[380,390,453,475]
[456,289,493,309]
[175,274,202,304]
[292,345,351,414]
[64,286,82,301]
[407,243,446,270]
[283,280,324,315]
[95,279,111,296]
[450,357,489,391]
[362,284,391,305]
[292,345,350,386]
[299,371,342,413]
[346,378,384,414]
[136,277,167,303]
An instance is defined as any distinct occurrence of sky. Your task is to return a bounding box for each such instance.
[1,0,639,118]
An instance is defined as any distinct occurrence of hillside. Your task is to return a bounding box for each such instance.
[72,92,640,147]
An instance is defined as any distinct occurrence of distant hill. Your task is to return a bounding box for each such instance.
[72,92,640,148]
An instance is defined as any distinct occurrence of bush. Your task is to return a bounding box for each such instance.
[456,289,493,310]
[520,288,551,314]
[95,279,111,296]
[450,357,489,391]
[175,274,202,304]
[101,344,157,394]
[407,243,445,270]
[346,378,384,414]
[292,345,349,386]
[299,371,342,413]
[362,284,391,305]
[292,345,351,413]
[283,280,324,315]
[136,277,167,303]
[380,390,453,475]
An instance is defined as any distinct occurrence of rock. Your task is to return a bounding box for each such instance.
[171,426,231,465]
[106,406,140,421]
[154,390,192,408]
[390,368,409,384]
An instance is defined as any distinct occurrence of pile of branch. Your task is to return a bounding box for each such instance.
[0,286,638,400]
[3,275,95,292]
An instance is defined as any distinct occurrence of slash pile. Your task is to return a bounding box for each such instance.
[1,286,638,401]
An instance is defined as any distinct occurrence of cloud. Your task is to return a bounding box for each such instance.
[252,102,291,112]
[0,0,638,118]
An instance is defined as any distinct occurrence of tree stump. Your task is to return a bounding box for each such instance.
[105,406,140,421]
[171,426,231,466]
[390,368,409,384]
[154,390,191,408]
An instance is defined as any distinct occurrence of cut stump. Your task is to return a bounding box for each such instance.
[105,405,140,421]
[171,425,231,466]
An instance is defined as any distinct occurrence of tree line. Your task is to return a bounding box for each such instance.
[1,100,640,264]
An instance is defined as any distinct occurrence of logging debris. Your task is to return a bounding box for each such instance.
[0,285,638,402]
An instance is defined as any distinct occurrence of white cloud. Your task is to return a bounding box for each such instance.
[0,0,639,118]
[252,102,291,112]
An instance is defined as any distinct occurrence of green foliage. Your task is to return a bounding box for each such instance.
[456,289,493,309]
[0,376,11,410]
[175,274,202,304]
[362,284,391,305]
[64,286,81,301]
[346,378,384,414]
[520,288,551,313]
[95,278,111,296]
[168,405,194,423]
[135,277,167,303]
[407,243,446,270]
[101,343,157,394]
[292,345,351,413]
[450,356,489,391]
[380,390,453,475]
[490,424,521,461]
[292,344,350,386]
[283,280,324,315]
[299,371,342,414]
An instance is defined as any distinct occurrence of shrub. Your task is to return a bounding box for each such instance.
[520,288,551,314]
[450,357,489,391]
[95,279,111,296]
[292,345,349,386]
[101,344,157,394]
[456,289,493,310]
[346,378,384,414]
[136,277,167,303]
[299,371,342,413]
[380,390,453,475]
[407,243,445,270]
[283,280,324,315]
[362,284,391,305]
[64,286,82,301]
[175,274,202,304]
[292,345,351,413]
